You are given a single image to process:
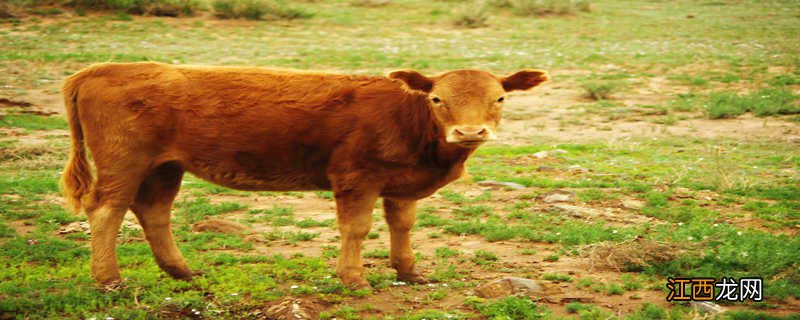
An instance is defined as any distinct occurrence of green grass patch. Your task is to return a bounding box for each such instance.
[175,197,247,223]
[705,88,799,119]
[211,0,313,20]
[0,114,67,131]
[467,296,548,320]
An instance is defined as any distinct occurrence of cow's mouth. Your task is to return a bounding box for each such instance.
[455,140,486,148]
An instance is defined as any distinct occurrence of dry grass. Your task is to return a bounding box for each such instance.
[350,0,391,7]
[452,0,490,28]
[579,238,683,272]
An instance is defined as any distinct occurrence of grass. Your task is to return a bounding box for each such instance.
[7,0,201,16]
[467,296,547,320]
[175,197,247,223]
[580,79,624,100]
[211,0,313,20]
[705,88,800,119]
[451,0,490,28]
[0,114,67,131]
[506,0,591,16]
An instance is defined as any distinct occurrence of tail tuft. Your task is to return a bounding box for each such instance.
[60,73,93,214]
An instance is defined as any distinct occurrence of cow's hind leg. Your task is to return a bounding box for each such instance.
[383,198,427,283]
[130,162,194,280]
[85,172,146,286]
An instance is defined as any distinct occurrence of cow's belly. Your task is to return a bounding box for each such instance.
[182,149,332,191]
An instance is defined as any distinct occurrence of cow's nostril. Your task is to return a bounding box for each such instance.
[453,129,464,136]
[477,128,487,136]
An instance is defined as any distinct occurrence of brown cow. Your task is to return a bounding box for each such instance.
[61,62,547,288]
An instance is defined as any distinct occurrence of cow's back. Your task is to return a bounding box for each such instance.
[67,62,398,191]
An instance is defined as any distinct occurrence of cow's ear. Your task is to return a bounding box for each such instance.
[501,70,548,92]
[389,70,434,93]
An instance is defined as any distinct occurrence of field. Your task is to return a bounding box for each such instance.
[1,0,799,319]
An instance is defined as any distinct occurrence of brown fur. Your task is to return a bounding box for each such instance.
[60,62,547,287]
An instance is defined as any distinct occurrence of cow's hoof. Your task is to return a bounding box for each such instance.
[99,279,127,292]
[342,278,372,290]
[163,266,199,281]
[397,272,431,284]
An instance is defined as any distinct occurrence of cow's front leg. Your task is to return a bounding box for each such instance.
[335,190,379,289]
[383,198,427,283]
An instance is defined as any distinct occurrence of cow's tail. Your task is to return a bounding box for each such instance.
[60,71,93,214]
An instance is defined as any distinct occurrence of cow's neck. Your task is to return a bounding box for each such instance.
[406,96,473,169]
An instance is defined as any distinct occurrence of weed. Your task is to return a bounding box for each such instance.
[577,188,614,202]
[743,201,799,228]
[769,74,800,86]
[440,190,491,204]
[363,248,389,258]
[262,230,319,243]
[580,80,623,100]
[621,274,644,291]
[469,296,547,320]
[435,247,461,258]
[350,0,391,7]
[543,254,559,262]
[576,277,594,288]
[472,249,498,265]
[429,265,460,281]
[507,0,590,16]
[626,303,667,320]
[212,0,312,20]
[69,0,200,16]
[295,218,334,228]
[705,88,799,119]
[605,283,624,295]
[541,273,572,282]
[453,205,492,218]
[452,0,489,28]
[518,248,536,255]
[417,212,448,227]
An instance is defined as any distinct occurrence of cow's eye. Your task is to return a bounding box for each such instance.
[431,96,441,104]
[497,96,505,103]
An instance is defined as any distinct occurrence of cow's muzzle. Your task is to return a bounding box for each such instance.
[447,125,494,148]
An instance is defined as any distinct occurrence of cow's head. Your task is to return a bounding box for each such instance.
[389,69,548,148]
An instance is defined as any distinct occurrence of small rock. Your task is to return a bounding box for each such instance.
[567,165,587,173]
[264,297,322,320]
[464,190,484,198]
[58,221,90,234]
[538,189,576,203]
[244,235,267,243]
[691,301,726,315]
[621,199,645,210]
[536,166,557,172]
[674,187,693,198]
[477,180,526,190]
[192,218,248,234]
[560,296,595,303]
[551,204,602,219]
[532,151,550,159]
[532,149,568,159]
[475,277,543,298]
